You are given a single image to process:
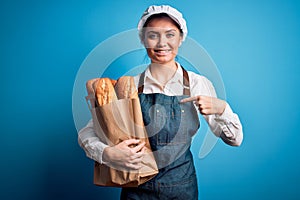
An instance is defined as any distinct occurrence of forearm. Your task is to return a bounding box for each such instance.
[78,119,109,163]
[205,103,243,146]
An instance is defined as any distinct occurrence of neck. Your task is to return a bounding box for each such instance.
[149,61,178,86]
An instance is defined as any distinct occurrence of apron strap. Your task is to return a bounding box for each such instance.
[138,66,191,96]
[182,67,190,96]
[138,70,145,94]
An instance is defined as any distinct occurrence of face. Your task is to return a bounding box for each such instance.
[143,17,183,65]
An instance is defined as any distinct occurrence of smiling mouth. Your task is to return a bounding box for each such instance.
[154,49,172,55]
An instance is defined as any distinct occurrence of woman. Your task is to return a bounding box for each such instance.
[78,5,243,200]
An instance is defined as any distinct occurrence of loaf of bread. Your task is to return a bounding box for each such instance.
[110,79,117,86]
[85,78,99,108]
[86,78,98,95]
[114,76,138,99]
[87,76,136,107]
[94,78,118,106]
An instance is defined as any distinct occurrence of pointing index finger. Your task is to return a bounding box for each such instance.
[180,96,198,103]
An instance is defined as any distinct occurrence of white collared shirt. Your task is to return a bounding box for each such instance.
[78,65,243,164]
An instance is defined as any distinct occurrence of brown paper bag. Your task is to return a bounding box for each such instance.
[85,78,158,187]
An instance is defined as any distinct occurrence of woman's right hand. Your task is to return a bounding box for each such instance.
[102,139,146,170]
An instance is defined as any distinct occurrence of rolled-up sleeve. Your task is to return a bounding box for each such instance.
[78,119,109,163]
[189,72,243,146]
[204,104,243,146]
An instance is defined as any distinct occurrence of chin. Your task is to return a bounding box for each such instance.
[153,60,173,65]
[152,56,175,64]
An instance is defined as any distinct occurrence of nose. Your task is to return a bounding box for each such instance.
[157,35,167,47]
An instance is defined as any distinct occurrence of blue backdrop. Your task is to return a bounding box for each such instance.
[1,0,300,200]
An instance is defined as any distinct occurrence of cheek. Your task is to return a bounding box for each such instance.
[144,39,156,49]
[170,39,181,49]
[146,48,152,56]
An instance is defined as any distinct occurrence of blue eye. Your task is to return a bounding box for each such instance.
[148,34,158,39]
[166,33,175,38]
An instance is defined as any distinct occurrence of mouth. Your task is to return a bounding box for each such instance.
[153,49,172,56]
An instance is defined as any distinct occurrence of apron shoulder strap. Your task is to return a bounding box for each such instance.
[182,67,191,96]
[138,71,145,94]
[137,66,191,96]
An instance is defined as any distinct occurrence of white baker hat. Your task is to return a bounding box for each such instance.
[137,5,188,42]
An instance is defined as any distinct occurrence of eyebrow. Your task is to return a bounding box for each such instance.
[147,29,177,34]
[165,29,177,33]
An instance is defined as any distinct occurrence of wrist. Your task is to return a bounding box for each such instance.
[218,100,226,115]
[102,146,111,163]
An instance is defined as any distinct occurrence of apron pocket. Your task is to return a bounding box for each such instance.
[155,106,187,145]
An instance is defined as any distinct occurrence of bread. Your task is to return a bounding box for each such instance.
[95,78,118,106]
[114,76,138,99]
[86,76,136,107]
[111,79,117,86]
[85,78,99,108]
[86,78,98,95]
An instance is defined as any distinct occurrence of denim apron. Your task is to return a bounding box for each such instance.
[121,67,200,200]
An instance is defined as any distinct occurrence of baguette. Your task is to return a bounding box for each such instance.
[114,76,138,99]
[86,78,99,95]
[86,78,99,108]
[95,78,118,106]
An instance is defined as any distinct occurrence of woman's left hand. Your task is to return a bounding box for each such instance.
[181,95,226,115]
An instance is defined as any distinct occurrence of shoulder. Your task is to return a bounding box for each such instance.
[133,67,149,88]
[133,74,141,89]
[187,70,213,87]
[186,70,217,97]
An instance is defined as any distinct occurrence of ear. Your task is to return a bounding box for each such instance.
[178,36,183,47]
[140,34,147,47]
[142,39,148,48]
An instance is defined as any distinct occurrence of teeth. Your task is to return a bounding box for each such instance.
[155,50,170,53]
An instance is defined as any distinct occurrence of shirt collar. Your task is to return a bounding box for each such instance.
[144,62,184,85]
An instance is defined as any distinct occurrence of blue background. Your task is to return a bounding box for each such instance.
[1,0,300,199]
